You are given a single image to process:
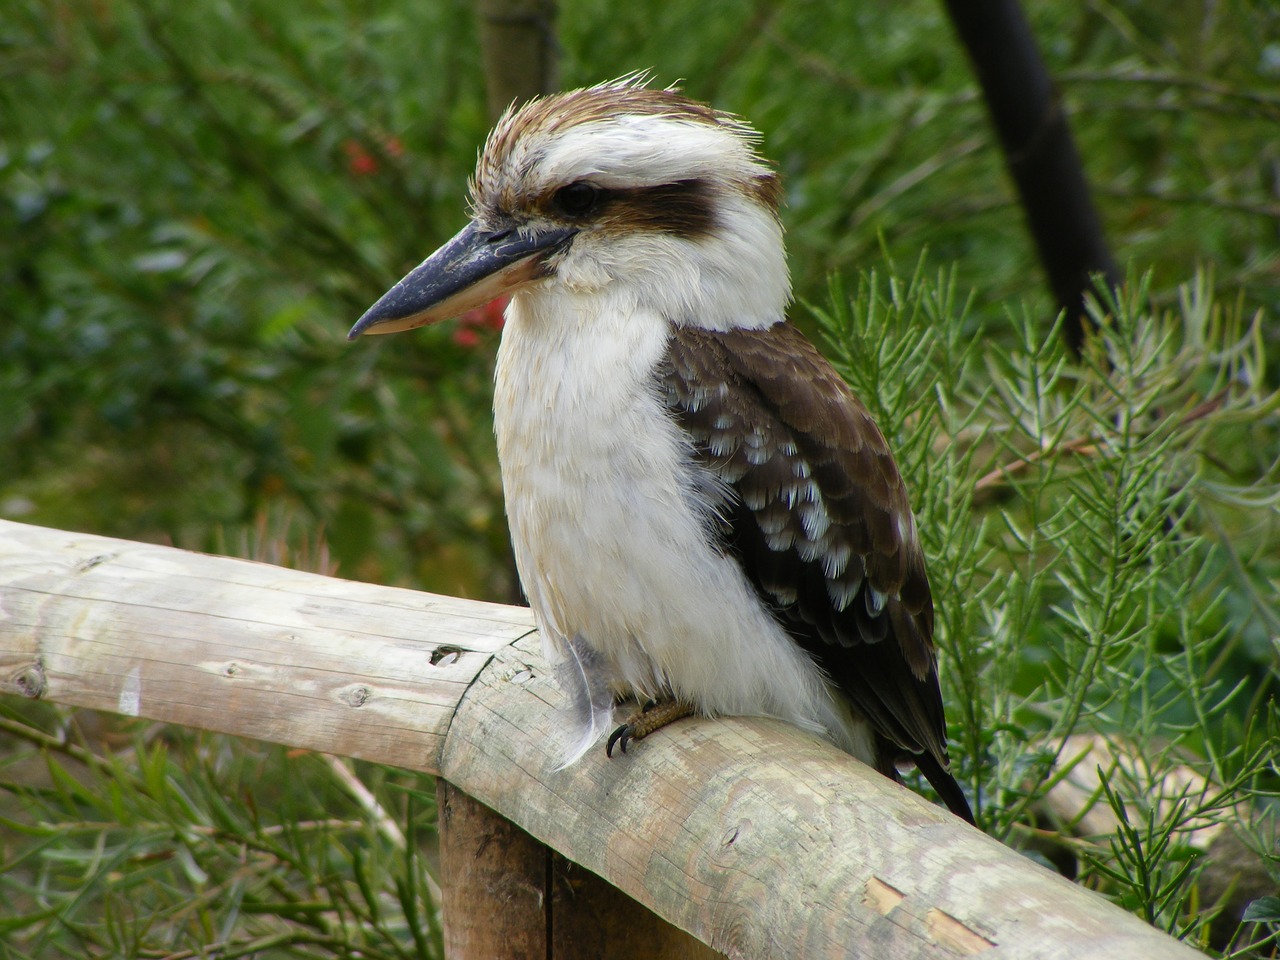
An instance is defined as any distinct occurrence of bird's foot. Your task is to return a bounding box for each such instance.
[606,698,695,757]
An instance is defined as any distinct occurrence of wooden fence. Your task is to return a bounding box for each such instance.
[0,519,1206,959]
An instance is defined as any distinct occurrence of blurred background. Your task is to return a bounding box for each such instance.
[2,2,1279,956]
[3,0,1277,600]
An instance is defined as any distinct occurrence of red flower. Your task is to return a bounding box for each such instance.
[341,138,378,177]
[451,326,481,348]
[452,296,509,348]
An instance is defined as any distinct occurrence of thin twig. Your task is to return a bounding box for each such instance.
[324,754,445,906]
[972,390,1230,504]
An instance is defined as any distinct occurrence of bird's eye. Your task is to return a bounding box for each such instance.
[554,182,601,217]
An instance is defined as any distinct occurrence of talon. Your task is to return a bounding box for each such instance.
[603,698,696,759]
[606,724,631,757]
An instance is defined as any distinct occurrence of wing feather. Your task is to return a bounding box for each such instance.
[660,322,953,770]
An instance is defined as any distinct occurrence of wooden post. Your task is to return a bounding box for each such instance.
[438,780,725,959]
[438,780,549,958]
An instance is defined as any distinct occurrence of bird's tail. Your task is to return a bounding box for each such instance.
[913,750,976,825]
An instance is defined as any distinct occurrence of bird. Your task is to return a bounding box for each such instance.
[349,76,975,824]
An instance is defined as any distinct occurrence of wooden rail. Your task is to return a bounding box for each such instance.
[0,519,1205,959]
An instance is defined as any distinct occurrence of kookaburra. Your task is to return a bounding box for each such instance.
[350,77,974,823]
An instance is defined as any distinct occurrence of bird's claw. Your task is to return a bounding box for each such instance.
[606,723,634,757]
[604,698,696,758]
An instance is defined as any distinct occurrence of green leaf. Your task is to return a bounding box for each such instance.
[1243,897,1280,924]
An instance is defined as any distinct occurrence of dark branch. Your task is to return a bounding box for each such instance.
[942,0,1122,353]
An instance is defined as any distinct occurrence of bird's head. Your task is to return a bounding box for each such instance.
[349,77,790,340]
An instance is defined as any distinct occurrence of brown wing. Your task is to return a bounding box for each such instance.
[659,322,951,770]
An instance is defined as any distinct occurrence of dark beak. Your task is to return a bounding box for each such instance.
[348,222,576,339]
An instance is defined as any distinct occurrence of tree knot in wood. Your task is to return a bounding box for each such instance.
[12,660,47,698]
[508,663,535,683]
[343,685,372,707]
[430,645,463,666]
[74,553,116,574]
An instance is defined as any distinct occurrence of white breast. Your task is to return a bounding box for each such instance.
[492,287,868,760]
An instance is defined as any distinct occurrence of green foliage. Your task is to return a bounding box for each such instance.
[0,708,442,959]
[2,0,508,597]
[3,0,1278,599]
[812,264,1279,955]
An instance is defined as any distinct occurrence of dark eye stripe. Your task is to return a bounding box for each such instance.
[544,179,716,239]
[609,180,716,238]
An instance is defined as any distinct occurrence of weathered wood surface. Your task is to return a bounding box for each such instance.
[0,520,1205,960]
[0,519,533,771]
